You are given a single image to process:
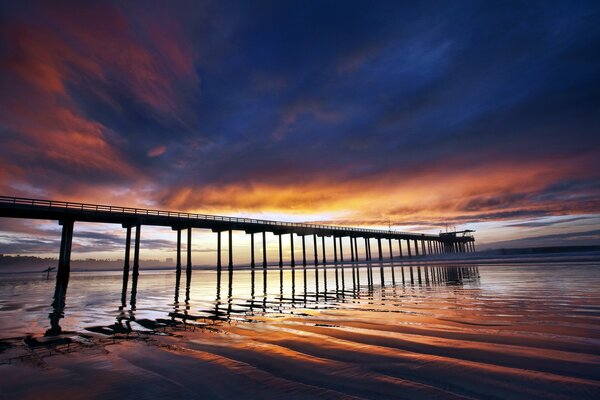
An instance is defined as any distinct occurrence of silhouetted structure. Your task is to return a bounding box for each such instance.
[1,195,476,326]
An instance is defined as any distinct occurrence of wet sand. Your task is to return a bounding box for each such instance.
[1,261,599,399]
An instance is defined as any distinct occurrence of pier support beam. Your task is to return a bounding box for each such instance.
[262,232,267,268]
[278,234,283,267]
[333,237,338,262]
[217,231,222,268]
[290,233,295,267]
[129,224,141,309]
[228,230,233,269]
[250,233,255,268]
[187,228,192,272]
[176,229,182,271]
[133,225,141,277]
[121,225,131,307]
[53,220,74,307]
[302,235,307,266]
[313,234,318,266]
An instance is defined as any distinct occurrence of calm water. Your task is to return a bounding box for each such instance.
[1,260,600,399]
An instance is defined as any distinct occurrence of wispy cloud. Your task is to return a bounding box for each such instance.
[0,1,599,251]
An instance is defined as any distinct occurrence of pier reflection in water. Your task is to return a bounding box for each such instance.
[35,263,480,337]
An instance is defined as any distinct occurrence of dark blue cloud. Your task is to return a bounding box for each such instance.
[1,0,599,227]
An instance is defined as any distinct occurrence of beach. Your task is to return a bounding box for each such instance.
[1,260,599,399]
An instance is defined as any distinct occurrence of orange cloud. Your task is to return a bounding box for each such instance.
[147,145,167,157]
[0,3,198,199]
[156,155,600,230]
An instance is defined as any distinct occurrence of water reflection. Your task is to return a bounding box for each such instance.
[40,263,480,338]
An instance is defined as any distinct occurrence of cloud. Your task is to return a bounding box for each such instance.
[484,229,600,249]
[0,1,599,249]
[0,229,174,255]
[147,145,167,158]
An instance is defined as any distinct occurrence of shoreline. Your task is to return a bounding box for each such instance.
[1,250,600,275]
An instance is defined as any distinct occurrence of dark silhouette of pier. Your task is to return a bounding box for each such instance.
[0,195,475,326]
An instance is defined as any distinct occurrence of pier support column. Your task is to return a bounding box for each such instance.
[364,238,369,261]
[333,236,338,262]
[421,240,426,256]
[121,225,132,307]
[350,237,355,262]
[278,234,283,267]
[388,239,393,259]
[53,220,74,307]
[262,232,267,268]
[321,236,327,264]
[339,237,344,262]
[217,231,222,268]
[302,235,307,266]
[250,233,255,268]
[407,240,412,257]
[228,230,233,269]
[176,229,182,271]
[313,234,318,266]
[290,233,295,267]
[414,240,419,256]
[187,228,192,272]
[133,225,141,277]
[377,238,383,260]
[398,239,403,258]
[354,237,358,261]
[129,224,141,309]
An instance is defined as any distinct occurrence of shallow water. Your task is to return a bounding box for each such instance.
[1,260,600,399]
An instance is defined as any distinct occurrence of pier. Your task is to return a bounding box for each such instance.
[0,196,475,308]
[0,195,477,337]
[0,196,476,270]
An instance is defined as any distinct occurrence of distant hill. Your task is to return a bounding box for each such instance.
[0,254,172,273]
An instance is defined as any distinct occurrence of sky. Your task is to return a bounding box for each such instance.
[0,0,599,264]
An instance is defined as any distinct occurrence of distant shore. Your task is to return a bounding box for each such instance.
[1,246,599,274]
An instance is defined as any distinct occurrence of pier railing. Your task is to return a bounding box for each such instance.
[0,195,439,238]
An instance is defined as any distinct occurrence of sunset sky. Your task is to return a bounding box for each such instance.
[1,1,599,263]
